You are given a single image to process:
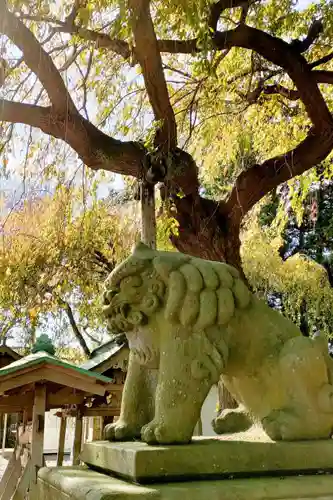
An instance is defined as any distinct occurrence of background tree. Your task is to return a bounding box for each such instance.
[237,160,333,338]
[0,0,333,276]
[0,184,135,355]
[0,180,176,356]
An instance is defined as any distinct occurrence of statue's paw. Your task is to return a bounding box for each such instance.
[104,421,141,441]
[261,409,299,441]
[212,409,252,434]
[141,421,191,445]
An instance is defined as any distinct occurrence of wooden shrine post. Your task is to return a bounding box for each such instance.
[141,181,156,249]
[29,384,46,498]
[92,416,103,441]
[57,417,67,466]
[72,408,83,466]
[1,413,7,456]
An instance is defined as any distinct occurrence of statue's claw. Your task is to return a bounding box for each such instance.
[141,420,191,444]
[104,421,141,441]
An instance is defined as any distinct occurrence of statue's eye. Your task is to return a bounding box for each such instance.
[102,292,110,305]
[121,303,130,317]
[104,289,117,304]
[121,276,142,289]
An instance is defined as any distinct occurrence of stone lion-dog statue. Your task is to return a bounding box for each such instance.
[102,242,333,444]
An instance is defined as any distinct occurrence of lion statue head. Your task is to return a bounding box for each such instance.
[102,242,251,336]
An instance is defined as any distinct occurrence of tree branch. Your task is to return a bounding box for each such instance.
[62,300,90,357]
[128,0,177,151]
[260,84,299,101]
[73,28,133,58]
[65,0,86,25]
[245,81,299,102]
[224,127,333,225]
[313,70,333,85]
[208,0,250,31]
[290,19,323,53]
[0,99,199,197]
[247,71,333,103]
[309,51,333,69]
[0,99,145,177]
[56,24,198,57]
[0,2,76,114]
[213,25,333,131]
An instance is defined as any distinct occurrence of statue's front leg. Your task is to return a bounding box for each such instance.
[141,332,226,444]
[105,351,156,441]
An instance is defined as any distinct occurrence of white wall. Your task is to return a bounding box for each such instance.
[43,411,75,454]
[193,385,218,437]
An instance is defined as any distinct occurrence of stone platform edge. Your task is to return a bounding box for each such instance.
[38,466,333,500]
[80,432,333,484]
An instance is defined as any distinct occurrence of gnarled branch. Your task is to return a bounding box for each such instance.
[213,25,332,131]
[208,0,250,31]
[224,127,333,225]
[290,19,323,53]
[0,2,76,114]
[0,99,145,177]
[128,0,177,151]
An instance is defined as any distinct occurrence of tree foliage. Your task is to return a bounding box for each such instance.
[242,214,333,338]
[0,183,136,352]
[242,169,333,339]
[0,178,177,354]
[1,0,333,353]
[0,0,333,274]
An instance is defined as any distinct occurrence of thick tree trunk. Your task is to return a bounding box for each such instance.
[218,381,238,412]
[171,194,244,278]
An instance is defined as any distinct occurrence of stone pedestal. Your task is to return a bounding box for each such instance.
[38,467,333,500]
[37,431,333,500]
[80,433,333,483]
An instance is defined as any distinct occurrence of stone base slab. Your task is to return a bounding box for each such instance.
[80,431,333,483]
[38,466,333,500]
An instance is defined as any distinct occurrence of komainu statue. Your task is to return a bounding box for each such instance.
[102,242,333,444]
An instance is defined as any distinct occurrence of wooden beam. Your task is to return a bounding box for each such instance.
[48,388,84,408]
[37,367,108,396]
[72,409,83,466]
[1,413,7,456]
[0,372,47,394]
[0,393,33,408]
[0,406,30,414]
[0,446,20,497]
[12,458,31,500]
[0,448,23,500]
[82,407,121,417]
[56,417,67,466]
[0,364,44,383]
[29,384,46,498]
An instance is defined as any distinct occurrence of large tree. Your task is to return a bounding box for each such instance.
[1,0,333,273]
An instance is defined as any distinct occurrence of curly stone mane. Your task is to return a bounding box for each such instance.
[102,242,252,335]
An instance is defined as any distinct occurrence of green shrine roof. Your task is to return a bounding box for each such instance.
[0,349,112,383]
[80,335,127,372]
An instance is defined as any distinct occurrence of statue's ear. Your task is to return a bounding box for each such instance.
[132,241,155,260]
